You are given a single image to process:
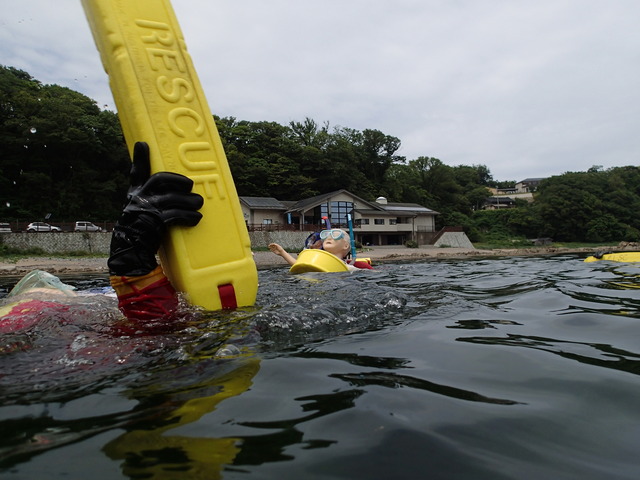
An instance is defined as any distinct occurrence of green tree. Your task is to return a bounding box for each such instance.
[0,65,129,221]
[534,168,640,242]
[383,163,425,204]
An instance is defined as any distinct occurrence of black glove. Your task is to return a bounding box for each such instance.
[108,142,204,276]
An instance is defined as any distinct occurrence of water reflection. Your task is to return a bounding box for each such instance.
[291,349,411,369]
[331,371,522,405]
[458,334,640,376]
[235,389,363,466]
[104,358,260,479]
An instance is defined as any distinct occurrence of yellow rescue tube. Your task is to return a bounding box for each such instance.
[584,252,640,263]
[81,0,257,310]
[289,249,349,274]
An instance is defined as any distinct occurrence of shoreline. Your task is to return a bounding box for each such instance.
[0,245,608,276]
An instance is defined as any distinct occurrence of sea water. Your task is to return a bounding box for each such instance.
[1,254,639,479]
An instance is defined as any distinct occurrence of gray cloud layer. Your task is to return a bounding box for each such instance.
[2,0,638,181]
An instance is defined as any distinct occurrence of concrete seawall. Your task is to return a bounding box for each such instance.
[0,232,112,254]
[1,230,476,254]
[0,231,322,255]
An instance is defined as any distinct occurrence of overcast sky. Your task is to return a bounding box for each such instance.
[2,0,638,182]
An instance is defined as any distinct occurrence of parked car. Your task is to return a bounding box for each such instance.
[0,222,12,233]
[74,221,102,232]
[26,222,62,232]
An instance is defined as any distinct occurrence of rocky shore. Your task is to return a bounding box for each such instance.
[0,245,612,276]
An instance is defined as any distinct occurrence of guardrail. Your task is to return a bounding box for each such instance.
[2,221,361,233]
[246,224,328,232]
[0,221,116,233]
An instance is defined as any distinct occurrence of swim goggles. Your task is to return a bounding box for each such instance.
[320,229,345,240]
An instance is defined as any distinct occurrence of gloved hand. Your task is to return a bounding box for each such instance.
[108,142,204,276]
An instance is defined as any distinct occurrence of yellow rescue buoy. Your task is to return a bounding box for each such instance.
[81,0,258,310]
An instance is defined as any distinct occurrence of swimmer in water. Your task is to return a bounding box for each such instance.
[269,228,373,270]
[1,142,204,336]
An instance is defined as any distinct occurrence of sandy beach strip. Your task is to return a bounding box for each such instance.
[0,245,603,276]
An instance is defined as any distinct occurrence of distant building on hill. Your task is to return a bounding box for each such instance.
[484,177,546,210]
[516,178,545,193]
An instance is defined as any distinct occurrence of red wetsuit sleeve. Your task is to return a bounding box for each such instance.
[353,260,374,270]
[110,266,180,328]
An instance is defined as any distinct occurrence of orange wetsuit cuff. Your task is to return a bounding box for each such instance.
[110,265,166,297]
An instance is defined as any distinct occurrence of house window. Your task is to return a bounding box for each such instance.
[320,201,354,226]
[361,218,369,225]
[374,219,385,225]
[389,218,397,225]
[262,219,273,224]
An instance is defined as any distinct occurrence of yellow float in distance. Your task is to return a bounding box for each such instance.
[584,252,640,263]
[81,0,257,310]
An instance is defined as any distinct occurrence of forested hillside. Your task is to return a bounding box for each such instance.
[0,66,130,221]
[1,65,638,242]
